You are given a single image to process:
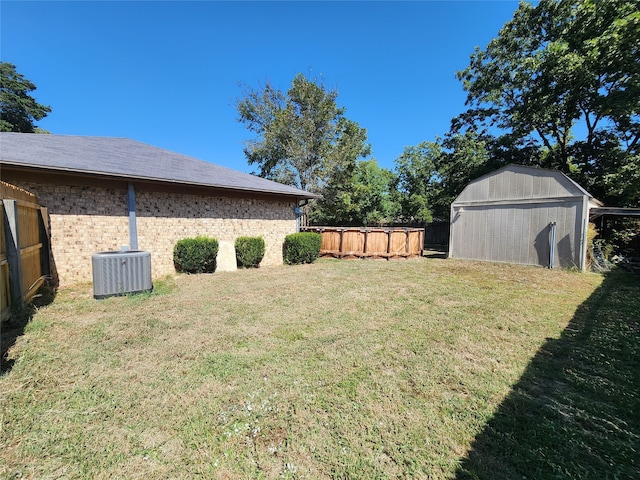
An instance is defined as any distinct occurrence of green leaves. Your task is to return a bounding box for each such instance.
[283,232,322,265]
[234,236,266,269]
[350,160,399,227]
[237,74,370,194]
[0,62,51,133]
[173,236,219,273]
[313,159,399,227]
[394,141,439,223]
[393,133,497,221]
[453,0,639,208]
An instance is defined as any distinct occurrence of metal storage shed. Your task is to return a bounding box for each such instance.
[449,164,602,270]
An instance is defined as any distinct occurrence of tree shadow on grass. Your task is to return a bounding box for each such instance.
[456,269,640,480]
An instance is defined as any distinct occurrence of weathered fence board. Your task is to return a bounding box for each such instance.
[364,230,386,256]
[341,230,364,256]
[303,227,424,259]
[1,203,8,321]
[1,181,49,320]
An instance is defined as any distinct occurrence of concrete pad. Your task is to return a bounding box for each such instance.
[216,241,237,272]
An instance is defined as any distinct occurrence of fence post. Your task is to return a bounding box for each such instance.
[3,199,24,307]
[362,229,369,256]
[39,207,51,279]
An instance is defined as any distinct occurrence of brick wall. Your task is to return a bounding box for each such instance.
[13,180,298,286]
[136,191,296,276]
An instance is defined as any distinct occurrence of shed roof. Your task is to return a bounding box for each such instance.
[453,164,600,206]
[0,133,320,199]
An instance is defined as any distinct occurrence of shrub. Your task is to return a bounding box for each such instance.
[173,236,219,273]
[235,236,266,268]
[283,232,322,265]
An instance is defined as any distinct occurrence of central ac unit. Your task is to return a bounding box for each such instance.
[92,250,152,299]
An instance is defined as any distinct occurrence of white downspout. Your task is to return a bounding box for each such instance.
[128,182,139,250]
[549,222,557,268]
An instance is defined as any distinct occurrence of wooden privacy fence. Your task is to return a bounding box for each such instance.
[424,221,450,245]
[302,226,424,259]
[1,181,50,321]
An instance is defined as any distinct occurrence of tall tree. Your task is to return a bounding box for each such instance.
[394,133,496,221]
[0,62,51,133]
[454,0,639,207]
[236,74,370,194]
[394,142,438,224]
[313,159,399,226]
[350,160,399,226]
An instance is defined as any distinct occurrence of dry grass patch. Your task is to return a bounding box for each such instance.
[1,258,636,479]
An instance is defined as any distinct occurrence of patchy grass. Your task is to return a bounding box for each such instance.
[0,258,637,479]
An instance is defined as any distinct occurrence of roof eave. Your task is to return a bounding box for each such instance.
[0,161,322,200]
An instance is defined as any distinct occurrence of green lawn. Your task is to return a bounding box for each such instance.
[1,258,637,479]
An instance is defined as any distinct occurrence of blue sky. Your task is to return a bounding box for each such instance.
[1,1,520,173]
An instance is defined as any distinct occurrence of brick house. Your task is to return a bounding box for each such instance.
[0,133,318,286]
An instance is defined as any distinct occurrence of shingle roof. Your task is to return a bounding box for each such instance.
[0,133,320,199]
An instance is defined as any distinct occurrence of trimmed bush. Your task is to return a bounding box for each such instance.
[235,236,266,268]
[173,236,219,273]
[283,232,322,265]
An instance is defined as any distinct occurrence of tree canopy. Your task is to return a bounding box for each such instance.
[0,62,51,133]
[453,0,639,207]
[394,142,437,224]
[313,159,399,226]
[236,74,370,194]
[393,133,498,221]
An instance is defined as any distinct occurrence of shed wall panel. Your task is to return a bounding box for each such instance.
[451,200,582,268]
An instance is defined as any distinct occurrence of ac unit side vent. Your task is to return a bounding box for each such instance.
[92,251,152,299]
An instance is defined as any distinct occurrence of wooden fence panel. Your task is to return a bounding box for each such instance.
[389,231,409,256]
[1,181,48,318]
[364,230,388,257]
[424,221,449,245]
[303,227,424,259]
[341,230,364,256]
[408,229,424,255]
[18,202,40,247]
[1,182,37,204]
[1,204,8,321]
[321,230,342,255]
[17,203,44,300]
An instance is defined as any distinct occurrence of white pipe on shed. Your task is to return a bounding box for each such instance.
[549,222,556,269]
